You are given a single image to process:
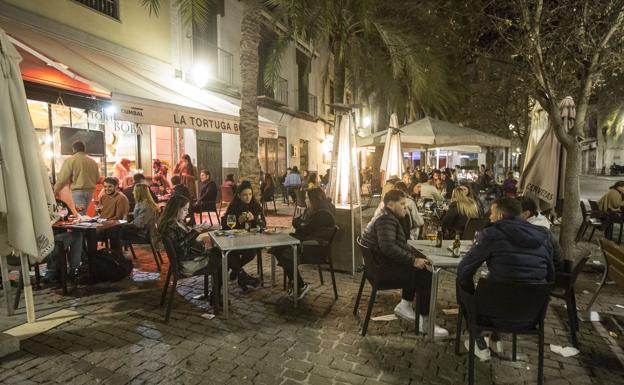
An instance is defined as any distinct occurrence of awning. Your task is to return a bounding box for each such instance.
[358,116,510,148]
[0,19,278,138]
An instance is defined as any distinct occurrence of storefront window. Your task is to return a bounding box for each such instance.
[259,136,287,179]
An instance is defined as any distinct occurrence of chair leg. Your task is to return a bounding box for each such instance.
[353,274,366,315]
[575,222,587,242]
[566,294,579,346]
[129,244,138,261]
[165,276,178,323]
[571,290,580,332]
[317,265,324,285]
[34,264,41,290]
[589,226,596,241]
[361,286,377,336]
[619,222,623,244]
[273,199,277,214]
[454,305,463,355]
[468,329,476,385]
[256,250,263,282]
[328,258,338,300]
[512,333,517,361]
[538,323,545,385]
[208,211,214,226]
[203,274,209,297]
[160,267,172,306]
[150,243,162,272]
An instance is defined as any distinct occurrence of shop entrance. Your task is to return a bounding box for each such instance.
[197,138,223,188]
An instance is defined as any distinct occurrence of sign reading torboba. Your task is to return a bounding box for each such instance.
[112,100,278,138]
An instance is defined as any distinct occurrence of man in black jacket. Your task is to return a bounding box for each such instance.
[362,190,449,337]
[457,197,555,361]
[192,169,218,217]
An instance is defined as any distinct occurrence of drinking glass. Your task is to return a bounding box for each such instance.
[426,224,437,246]
[226,214,237,230]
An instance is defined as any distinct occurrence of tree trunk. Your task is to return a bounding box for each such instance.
[238,0,263,199]
[559,140,582,258]
[333,45,346,104]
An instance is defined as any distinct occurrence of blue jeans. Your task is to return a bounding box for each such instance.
[72,190,94,214]
[46,232,84,278]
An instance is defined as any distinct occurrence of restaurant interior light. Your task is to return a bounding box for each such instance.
[191,63,211,88]
[362,115,371,128]
[105,105,117,115]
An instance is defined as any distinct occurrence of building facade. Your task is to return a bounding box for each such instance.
[0,0,334,188]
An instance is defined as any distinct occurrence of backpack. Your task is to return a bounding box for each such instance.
[79,248,133,283]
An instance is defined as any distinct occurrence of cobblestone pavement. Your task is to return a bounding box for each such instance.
[1,209,624,384]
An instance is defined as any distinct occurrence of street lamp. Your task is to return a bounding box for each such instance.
[191,63,211,88]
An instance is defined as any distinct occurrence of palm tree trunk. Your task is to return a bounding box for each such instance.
[239,0,263,198]
[333,45,346,104]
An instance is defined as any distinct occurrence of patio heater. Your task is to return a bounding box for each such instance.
[327,105,362,274]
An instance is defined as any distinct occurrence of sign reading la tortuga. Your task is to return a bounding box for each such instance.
[173,114,239,132]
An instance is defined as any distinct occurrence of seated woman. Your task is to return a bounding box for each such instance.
[270,188,336,300]
[158,195,214,276]
[221,181,264,289]
[150,174,171,198]
[442,187,481,238]
[119,184,160,244]
[261,173,276,203]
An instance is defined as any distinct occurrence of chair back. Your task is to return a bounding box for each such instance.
[469,278,552,327]
[588,199,600,213]
[600,238,624,288]
[161,236,180,275]
[580,200,589,220]
[356,236,379,270]
[220,186,235,203]
[568,253,590,284]
[462,217,490,241]
[295,190,307,208]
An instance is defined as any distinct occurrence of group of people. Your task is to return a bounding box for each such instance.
[362,182,562,354]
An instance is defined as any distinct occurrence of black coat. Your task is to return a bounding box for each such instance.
[457,217,556,293]
[221,197,263,230]
[362,208,419,266]
[198,180,218,205]
[292,201,336,242]
[442,202,471,234]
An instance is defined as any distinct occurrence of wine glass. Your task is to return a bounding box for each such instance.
[226,214,237,230]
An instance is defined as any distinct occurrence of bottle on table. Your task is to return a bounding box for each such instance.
[435,226,443,248]
[452,235,461,257]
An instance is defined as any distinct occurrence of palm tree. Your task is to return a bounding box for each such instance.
[142,0,264,196]
[264,0,459,122]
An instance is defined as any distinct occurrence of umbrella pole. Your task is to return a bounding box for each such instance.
[0,253,13,316]
[19,253,36,323]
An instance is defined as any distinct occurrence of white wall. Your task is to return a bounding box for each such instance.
[222,133,241,168]
[183,128,197,165]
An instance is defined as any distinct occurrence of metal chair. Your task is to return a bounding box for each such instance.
[126,222,164,271]
[576,200,603,242]
[261,186,278,215]
[455,278,552,385]
[293,190,307,219]
[551,252,590,347]
[354,237,419,336]
[197,200,219,226]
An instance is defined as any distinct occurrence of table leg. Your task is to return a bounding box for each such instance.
[222,250,230,318]
[428,267,441,341]
[87,229,97,282]
[0,254,13,316]
[58,242,68,296]
[292,245,298,308]
[271,255,276,287]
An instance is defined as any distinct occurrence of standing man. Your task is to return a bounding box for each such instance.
[54,140,100,214]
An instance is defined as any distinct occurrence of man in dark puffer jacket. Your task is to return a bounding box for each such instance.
[362,190,449,337]
[457,197,555,361]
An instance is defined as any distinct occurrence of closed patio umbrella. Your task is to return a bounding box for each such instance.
[379,113,404,185]
[0,29,55,322]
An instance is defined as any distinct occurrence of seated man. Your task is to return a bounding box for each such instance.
[99,177,130,220]
[362,190,449,337]
[192,169,218,216]
[457,198,555,361]
[517,196,563,273]
[46,200,84,283]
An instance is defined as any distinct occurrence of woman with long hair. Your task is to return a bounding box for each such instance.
[442,187,481,237]
[158,195,213,275]
[270,188,336,300]
[118,184,160,244]
[261,173,276,203]
[174,154,197,200]
[221,180,264,289]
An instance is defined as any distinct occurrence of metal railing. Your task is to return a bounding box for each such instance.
[308,93,318,116]
[217,48,233,85]
[73,0,119,19]
[274,77,289,104]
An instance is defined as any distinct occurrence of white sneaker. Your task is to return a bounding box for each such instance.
[465,339,491,361]
[289,283,311,301]
[418,316,450,337]
[394,301,416,322]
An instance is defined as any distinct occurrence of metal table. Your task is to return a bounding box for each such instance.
[209,230,300,318]
[408,239,464,340]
